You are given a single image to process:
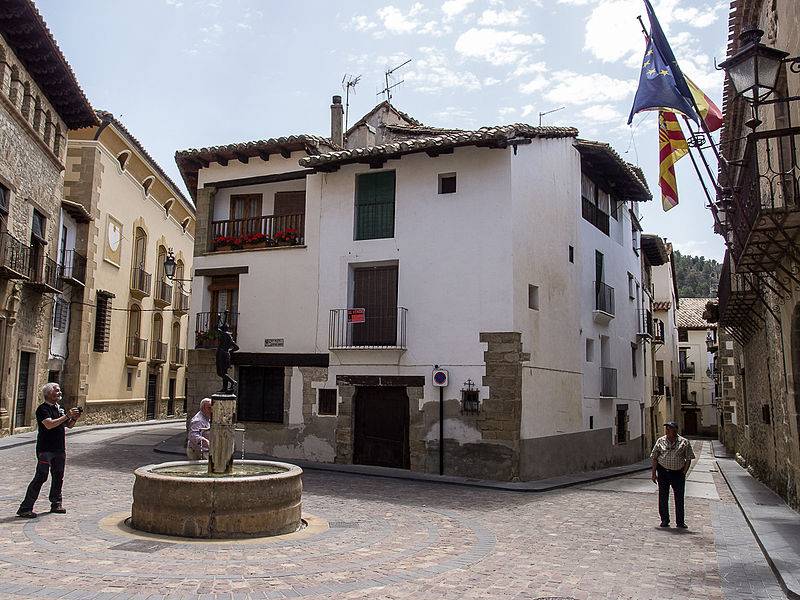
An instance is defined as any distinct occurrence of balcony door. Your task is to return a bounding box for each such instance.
[352,265,398,346]
[230,194,262,236]
[210,276,239,324]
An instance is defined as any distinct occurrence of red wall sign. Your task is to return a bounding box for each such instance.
[347,308,366,324]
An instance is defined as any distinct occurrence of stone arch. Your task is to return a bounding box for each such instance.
[20,81,31,118]
[8,64,20,104]
[116,150,131,171]
[163,197,174,216]
[142,175,155,196]
[32,95,42,131]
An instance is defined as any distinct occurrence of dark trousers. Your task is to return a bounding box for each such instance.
[657,464,686,525]
[20,451,65,511]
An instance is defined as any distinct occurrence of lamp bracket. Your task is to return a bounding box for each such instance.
[787,56,800,74]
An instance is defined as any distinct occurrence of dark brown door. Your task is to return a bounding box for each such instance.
[15,352,33,427]
[353,386,409,469]
[167,378,176,416]
[352,266,398,346]
[684,411,698,436]
[146,373,158,420]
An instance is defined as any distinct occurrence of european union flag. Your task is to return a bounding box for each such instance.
[627,39,699,125]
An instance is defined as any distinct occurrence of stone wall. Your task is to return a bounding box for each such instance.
[0,36,69,434]
[186,349,218,423]
[81,402,145,426]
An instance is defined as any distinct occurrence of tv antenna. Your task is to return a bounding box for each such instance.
[342,73,361,131]
[378,58,412,107]
[538,106,565,126]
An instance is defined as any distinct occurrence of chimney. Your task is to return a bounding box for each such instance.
[330,95,344,147]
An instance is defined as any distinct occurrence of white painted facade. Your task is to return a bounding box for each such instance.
[681,328,717,433]
[48,208,78,363]
[652,252,681,431]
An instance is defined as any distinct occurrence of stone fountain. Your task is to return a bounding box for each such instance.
[130,317,303,538]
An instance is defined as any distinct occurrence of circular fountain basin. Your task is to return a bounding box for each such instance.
[131,460,302,539]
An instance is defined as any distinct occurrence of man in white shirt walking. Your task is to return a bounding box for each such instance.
[650,421,696,529]
[187,398,212,460]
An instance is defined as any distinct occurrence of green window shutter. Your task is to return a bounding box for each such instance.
[355,171,395,240]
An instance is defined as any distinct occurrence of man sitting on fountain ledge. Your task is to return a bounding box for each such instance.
[186,398,212,460]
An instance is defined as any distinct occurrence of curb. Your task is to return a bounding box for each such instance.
[154,435,650,493]
[0,418,184,451]
[716,458,800,600]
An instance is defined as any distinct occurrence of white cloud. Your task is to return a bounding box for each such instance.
[579,104,623,123]
[351,15,377,32]
[498,106,517,119]
[521,104,536,117]
[544,71,637,105]
[510,59,547,79]
[376,4,426,34]
[478,9,524,26]
[419,20,452,36]
[442,0,475,19]
[404,47,481,93]
[519,75,548,94]
[455,28,544,65]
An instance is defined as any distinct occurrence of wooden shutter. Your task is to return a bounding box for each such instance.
[93,292,113,352]
[238,366,284,423]
[352,265,398,346]
[273,191,305,216]
[355,171,395,240]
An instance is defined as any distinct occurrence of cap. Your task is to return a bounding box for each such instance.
[663,421,678,429]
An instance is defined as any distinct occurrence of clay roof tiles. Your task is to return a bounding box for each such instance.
[653,301,672,311]
[300,124,579,169]
[0,0,97,129]
[677,297,716,329]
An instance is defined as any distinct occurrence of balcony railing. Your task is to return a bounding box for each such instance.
[717,250,759,333]
[653,318,665,344]
[601,366,617,397]
[582,196,610,235]
[126,336,147,362]
[60,250,86,286]
[170,346,185,366]
[594,281,615,316]
[0,232,31,280]
[130,267,151,298]
[637,309,654,338]
[728,126,800,273]
[210,213,305,251]
[174,290,189,315]
[29,255,62,293]
[154,280,173,307]
[329,307,408,349]
[195,311,239,349]
[150,340,168,363]
[653,375,665,395]
[679,362,695,377]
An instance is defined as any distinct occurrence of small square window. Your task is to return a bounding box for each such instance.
[585,338,595,362]
[627,273,635,299]
[0,184,8,215]
[438,173,457,194]
[126,369,134,390]
[32,209,46,241]
[569,245,574,263]
[678,329,688,342]
[528,284,539,310]
[318,389,337,416]
[53,298,68,332]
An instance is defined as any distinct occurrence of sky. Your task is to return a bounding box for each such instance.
[38,0,729,261]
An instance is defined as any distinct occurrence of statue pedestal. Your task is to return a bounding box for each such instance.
[209,393,237,475]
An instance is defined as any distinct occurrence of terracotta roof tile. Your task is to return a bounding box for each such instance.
[300,124,579,169]
[677,297,716,329]
[653,301,672,311]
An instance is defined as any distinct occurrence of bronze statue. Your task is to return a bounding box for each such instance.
[216,313,239,393]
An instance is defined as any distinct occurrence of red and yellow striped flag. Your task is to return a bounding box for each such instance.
[686,75,723,132]
[659,110,688,211]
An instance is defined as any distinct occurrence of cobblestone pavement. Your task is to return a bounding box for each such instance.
[0,426,786,600]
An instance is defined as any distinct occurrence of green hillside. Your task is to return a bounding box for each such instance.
[673,250,722,298]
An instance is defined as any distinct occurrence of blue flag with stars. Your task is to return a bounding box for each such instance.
[627,39,699,125]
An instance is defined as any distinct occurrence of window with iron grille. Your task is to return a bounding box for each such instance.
[318,389,337,416]
[93,291,113,352]
[238,366,284,423]
[53,298,68,332]
[678,329,688,342]
[354,171,395,240]
[0,183,8,216]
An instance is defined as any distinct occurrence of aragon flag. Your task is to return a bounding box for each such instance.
[659,111,689,211]
[685,75,723,132]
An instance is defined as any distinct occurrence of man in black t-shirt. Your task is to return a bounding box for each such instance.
[17,382,82,518]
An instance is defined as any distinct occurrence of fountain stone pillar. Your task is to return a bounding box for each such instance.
[209,393,237,475]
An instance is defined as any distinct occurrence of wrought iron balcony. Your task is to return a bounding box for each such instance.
[728,126,800,274]
[195,311,238,349]
[329,307,408,350]
[150,340,168,363]
[170,346,185,367]
[126,336,148,363]
[637,308,654,338]
[60,250,86,286]
[173,290,190,315]
[652,318,665,344]
[29,255,62,293]
[210,213,305,252]
[130,267,151,298]
[154,280,173,307]
[600,366,617,398]
[0,232,30,280]
[717,250,760,338]
[582,196,609,235]
[593,281,615,324]
[706,331,718,352]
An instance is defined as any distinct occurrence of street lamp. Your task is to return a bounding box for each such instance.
[163,248,191,282]
[719,29,788,105]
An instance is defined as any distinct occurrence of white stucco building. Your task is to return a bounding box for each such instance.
[677,297,718,436]
[180,99,654,480]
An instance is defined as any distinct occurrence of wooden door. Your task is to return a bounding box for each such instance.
[167,378,176,416]
[352,266,397,346]
[684,411,698,436]
[353,386,409,469]
[15,352,33,427]
[230,194,263,235]
[146,373,158,420]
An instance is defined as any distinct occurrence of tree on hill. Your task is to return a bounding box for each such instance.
[673,250,722,298]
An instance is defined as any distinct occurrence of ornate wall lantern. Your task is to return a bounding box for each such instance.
[719,29,788,106]
[460,379,480,415]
